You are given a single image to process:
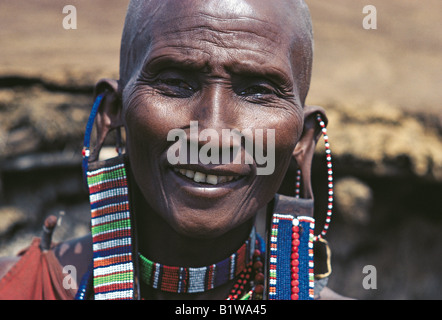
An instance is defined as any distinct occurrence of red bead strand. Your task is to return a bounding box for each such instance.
[227,240,264,300]
[291,220,300,300]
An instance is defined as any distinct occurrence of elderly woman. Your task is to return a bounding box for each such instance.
[0,0,347,300]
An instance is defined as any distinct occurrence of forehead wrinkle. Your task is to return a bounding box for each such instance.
[153,32,282,58]
[152,12,283,45]
[148,14,287,64]
[145,36,291,78]
[142,13,289,73]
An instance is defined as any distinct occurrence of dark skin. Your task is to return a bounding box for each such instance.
[0,0,349,300]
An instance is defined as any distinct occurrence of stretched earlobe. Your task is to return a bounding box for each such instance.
[292,105,327,200]
[291,106,335,241]
[89,79,123,162]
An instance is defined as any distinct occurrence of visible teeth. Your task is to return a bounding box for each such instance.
[218,176,227,183]
[206,174,218,185]
[193,171,206,183]
[185,170,195,179]
[174,168,240,185]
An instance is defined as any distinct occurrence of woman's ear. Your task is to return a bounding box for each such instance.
[292,105,327,200]
[89,78,123,162]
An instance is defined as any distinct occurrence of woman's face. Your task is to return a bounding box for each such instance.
[120,0,311,238]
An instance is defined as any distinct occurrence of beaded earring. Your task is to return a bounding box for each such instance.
[314,113,334,242]
[295,169,301,199]
[294,114,334,242]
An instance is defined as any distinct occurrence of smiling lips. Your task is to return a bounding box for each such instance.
[173,168,241,185]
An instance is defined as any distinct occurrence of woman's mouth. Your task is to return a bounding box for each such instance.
[167,163,252,199]
[172,168,242,186]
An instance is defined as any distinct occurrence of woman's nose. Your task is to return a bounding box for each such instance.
[191,84,237,131]
[189,84,243,155]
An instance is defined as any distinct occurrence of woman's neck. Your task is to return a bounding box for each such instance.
[135,195,255,264]
[131,186,256,299]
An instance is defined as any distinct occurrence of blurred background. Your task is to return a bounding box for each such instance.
[0,0,441,299]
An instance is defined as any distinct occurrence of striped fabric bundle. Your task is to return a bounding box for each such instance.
[87,159,135,300]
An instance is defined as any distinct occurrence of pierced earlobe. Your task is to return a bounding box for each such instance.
[82,92,106,180]
[81,85,124,186]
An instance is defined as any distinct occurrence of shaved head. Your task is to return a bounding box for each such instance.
[119,0,313,104]
[111,0,323,243]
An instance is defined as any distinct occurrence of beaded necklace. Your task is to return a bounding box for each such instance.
[137,228,256,295]
[136,231,266,300]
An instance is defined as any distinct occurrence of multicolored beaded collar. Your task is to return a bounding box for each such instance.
[138,228,256,294]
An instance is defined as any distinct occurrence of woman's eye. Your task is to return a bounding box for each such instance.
[159,78,194,91]
[160,79,193,90]
[151,74,197,98]
[240,85,274,97]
